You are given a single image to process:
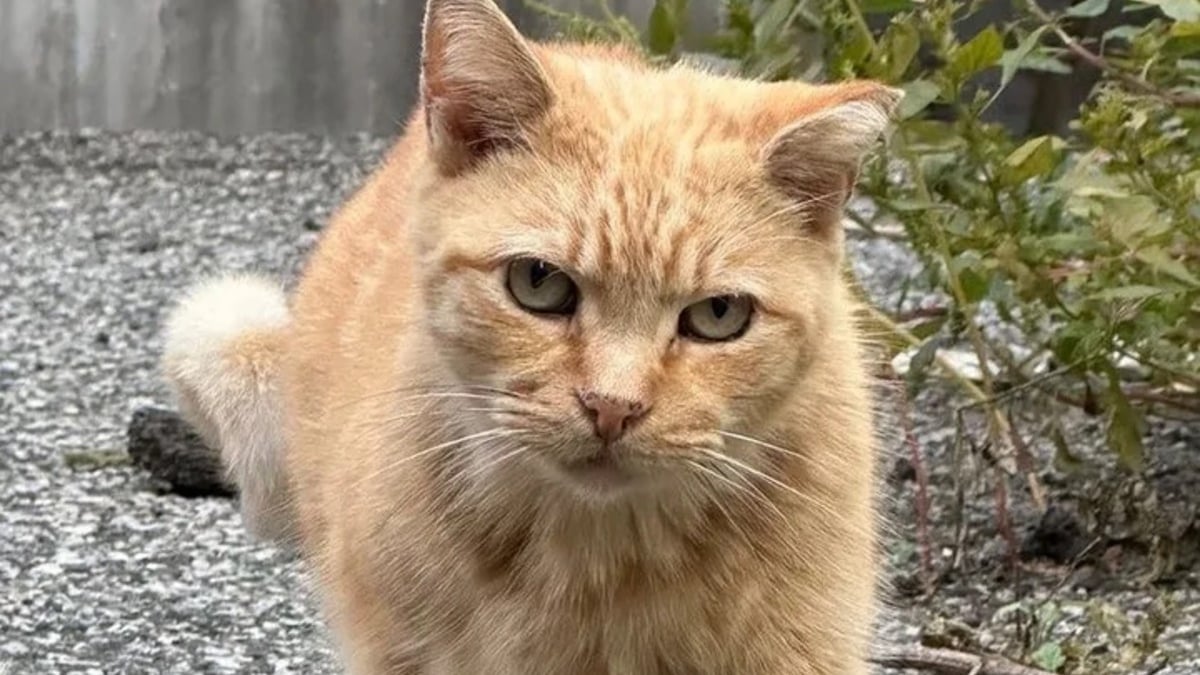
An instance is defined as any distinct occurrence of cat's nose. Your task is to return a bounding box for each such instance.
[577,390,648,444]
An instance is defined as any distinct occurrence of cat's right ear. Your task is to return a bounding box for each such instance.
[421,0,555,175]
[761,82,902,238]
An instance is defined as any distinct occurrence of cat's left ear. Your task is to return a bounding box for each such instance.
[421,0,554,175]
[762,82,903,234]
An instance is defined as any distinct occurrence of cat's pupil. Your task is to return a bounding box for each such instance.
[530,261,552,288]
[711,297,729,319]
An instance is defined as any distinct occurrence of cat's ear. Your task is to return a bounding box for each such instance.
[421,0,554,175]
[761,82,902,234]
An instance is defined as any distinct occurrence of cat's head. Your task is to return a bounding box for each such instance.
[409,0,900,499]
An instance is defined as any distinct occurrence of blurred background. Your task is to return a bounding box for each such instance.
[0,0,1106,136]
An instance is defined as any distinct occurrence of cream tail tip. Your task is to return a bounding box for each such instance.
[160,273,296,543]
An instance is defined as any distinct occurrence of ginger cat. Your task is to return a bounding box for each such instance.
[161,0,902,672]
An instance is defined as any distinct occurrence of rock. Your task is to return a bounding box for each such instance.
[1021,505,1088,564]
[888,456,917,486]
[126,406,234,498]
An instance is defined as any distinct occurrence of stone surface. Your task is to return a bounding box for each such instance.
[127,407,233,498]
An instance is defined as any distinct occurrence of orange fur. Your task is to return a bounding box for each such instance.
[163,0,903,672]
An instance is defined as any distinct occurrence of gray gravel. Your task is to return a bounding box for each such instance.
[1,130,1195,674]
[0,131,380,674]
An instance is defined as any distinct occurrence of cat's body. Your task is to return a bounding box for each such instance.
[161,1,901,673]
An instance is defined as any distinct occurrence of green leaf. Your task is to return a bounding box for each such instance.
[999,26,1051,89]
[860,0,913,12]
[753,0,794,48]
[1002,135,1062,185]
[1140,0,1200,21]
[1104,365,1145,471]
[1105,25,1143,43]
[1016,53,1073,74]
[843,22,875,65]
[903,120,966,149]
[910,315,949,340]
[1090,285,1167,300]
[647,1,677,55]
[906,337,944,394]
[1052,323,1091,363]
[1171,20,1200,37]
[1041,232,1097,254]
[1135,246,1200,286]
[959,266,990,303]
[1066,0,1110,17]
[1051,423,1086,474]
[1104,195,1164,246]
[898,80,941,119]
[886,197,944,212]
[949,26,1005,79]
[1032,641,1067,671]
[1036,602,1064,632]
[1104,25,1144,44]
[884,22,921,81]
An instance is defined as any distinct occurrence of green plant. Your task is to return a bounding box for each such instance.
[530,0,1200,479]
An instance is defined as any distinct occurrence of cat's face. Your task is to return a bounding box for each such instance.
[408,0,899,498]
[416,129,837,495]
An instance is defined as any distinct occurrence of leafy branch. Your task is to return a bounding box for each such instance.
[1023,0,1200,108]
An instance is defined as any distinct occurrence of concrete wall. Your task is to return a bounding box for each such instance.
[0,0,675,135]
[0,0,1081,136]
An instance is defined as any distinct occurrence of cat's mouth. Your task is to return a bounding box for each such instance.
[560,451,633,491]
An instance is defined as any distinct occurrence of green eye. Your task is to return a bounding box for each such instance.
[679,295,753,342]
[506,258,578,315]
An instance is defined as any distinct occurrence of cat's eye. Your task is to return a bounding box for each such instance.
[506,258,578,315]
[679,295,753,342]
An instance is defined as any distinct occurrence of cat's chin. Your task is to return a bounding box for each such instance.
[549,450,646,500]
[564,452,629,485]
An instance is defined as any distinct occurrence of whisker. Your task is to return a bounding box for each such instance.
[685,460,754,540]
[331,384,523,413]
[716,430,803,461]
[698,447,836,520]
[395,392,509,403]
[694,455,789,523]
[469,445,530,477]
[359,428,526,486]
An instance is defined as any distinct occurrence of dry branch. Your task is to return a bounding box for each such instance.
[871,644,1054,675]
[1026,0,1200,108]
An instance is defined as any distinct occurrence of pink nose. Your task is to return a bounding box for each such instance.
[577,391,648,443]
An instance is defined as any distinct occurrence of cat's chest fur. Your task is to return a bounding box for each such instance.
[422,519,777,675]
[353,468,788,675]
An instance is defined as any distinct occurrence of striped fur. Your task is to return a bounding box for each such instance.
[163,0,903,672]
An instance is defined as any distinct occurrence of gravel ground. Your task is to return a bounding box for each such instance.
[1,131,1196,674]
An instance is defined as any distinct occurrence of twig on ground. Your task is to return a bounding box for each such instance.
[862,304,1048,513]
[893,305,951,324]
[993,466,1020,573]
[897,383,935,588]
[871,644,1054,675]
[949,413,970,574]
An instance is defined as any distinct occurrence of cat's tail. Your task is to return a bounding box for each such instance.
[160,273,296,544]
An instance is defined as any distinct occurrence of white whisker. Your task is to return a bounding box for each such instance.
[470,445,530,477]
[357,428,525,487]
[698,447,836,520]
[695,455,789,523]
[716,430,802,460]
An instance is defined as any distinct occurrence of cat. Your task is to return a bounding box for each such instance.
[161,0,902,672]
